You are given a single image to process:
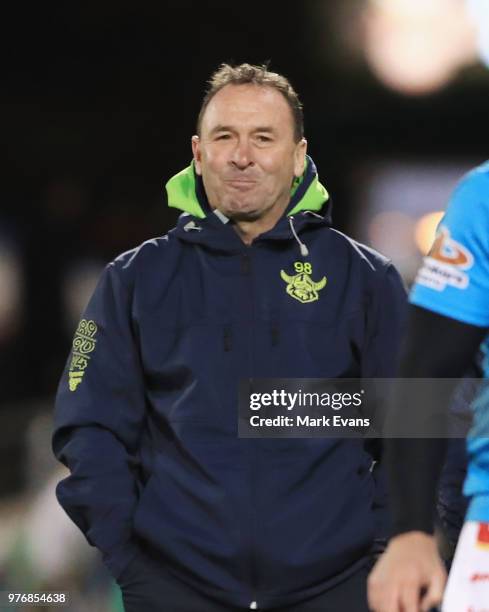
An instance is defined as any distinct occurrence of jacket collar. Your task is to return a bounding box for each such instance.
[165,155,332,251]
[165,155,330,220]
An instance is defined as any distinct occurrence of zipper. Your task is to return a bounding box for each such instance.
[223,326,233,352]
[241,252,251,275]
[240,248,259,608]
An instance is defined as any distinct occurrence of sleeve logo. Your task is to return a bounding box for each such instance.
[415,226,474,291]
[68,319,98,391]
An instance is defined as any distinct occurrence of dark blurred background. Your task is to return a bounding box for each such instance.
[1,0,488,608]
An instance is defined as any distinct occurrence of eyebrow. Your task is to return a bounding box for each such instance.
[209,124,276,135]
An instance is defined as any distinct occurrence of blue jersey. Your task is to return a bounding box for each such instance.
[410,161,489,522]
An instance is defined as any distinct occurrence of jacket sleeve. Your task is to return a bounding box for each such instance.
[52,261,146,580]
[436,356,480,553]
[362,263,408,379]
[387,306,486,536]
[362,263,408,543]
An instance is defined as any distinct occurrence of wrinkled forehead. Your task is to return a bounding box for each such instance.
[200,84,295,138]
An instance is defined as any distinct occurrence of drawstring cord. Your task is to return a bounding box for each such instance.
[288,216,309,257]
[185,214,311,258]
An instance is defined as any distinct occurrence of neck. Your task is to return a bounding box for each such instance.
[231,199,289,245]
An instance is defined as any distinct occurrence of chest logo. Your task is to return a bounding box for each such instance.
[280,262,327,304]
[68,319,98,391]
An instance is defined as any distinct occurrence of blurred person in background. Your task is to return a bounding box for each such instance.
[368,161,489,612]
[52,63,406,611]
[0,411,123,612]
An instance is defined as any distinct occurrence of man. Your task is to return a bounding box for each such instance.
[53,63,406,611]
[367,162,489,612]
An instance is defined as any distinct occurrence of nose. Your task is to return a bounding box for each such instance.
[230,138,254,170]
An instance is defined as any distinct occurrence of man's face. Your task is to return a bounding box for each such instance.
[192,84,307,222]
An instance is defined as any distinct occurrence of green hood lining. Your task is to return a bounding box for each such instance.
[165,159,329,219]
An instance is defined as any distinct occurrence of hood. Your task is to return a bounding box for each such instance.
[165,155,331,222]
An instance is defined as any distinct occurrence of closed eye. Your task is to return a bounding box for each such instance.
[255,134,273,144]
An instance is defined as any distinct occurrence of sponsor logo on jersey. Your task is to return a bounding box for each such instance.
[443,522,489,611]
[415,226,474,291]
[68,319,98,391]
[429,226,473,268]
[476,522,489,551]
[280,261,327,304]
[470,573,489,582]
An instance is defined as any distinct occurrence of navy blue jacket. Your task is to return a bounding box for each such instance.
[53,157,407,609]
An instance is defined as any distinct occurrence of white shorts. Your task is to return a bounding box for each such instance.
[442,521,489,612]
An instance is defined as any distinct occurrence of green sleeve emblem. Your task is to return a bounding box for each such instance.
[68,319,98,391]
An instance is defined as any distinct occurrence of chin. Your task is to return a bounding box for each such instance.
[222,199,262,221]
[228,210,262,222]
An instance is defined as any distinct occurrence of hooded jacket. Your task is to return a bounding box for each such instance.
[53,156,407,609]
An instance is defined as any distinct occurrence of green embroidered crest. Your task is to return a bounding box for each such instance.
[280,262,327,304]
[68,319,98,391]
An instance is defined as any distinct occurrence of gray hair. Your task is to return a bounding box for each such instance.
[196,63,304,143]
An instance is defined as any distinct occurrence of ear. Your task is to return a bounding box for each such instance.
[191,135,202,175]
[293,138,307,178]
